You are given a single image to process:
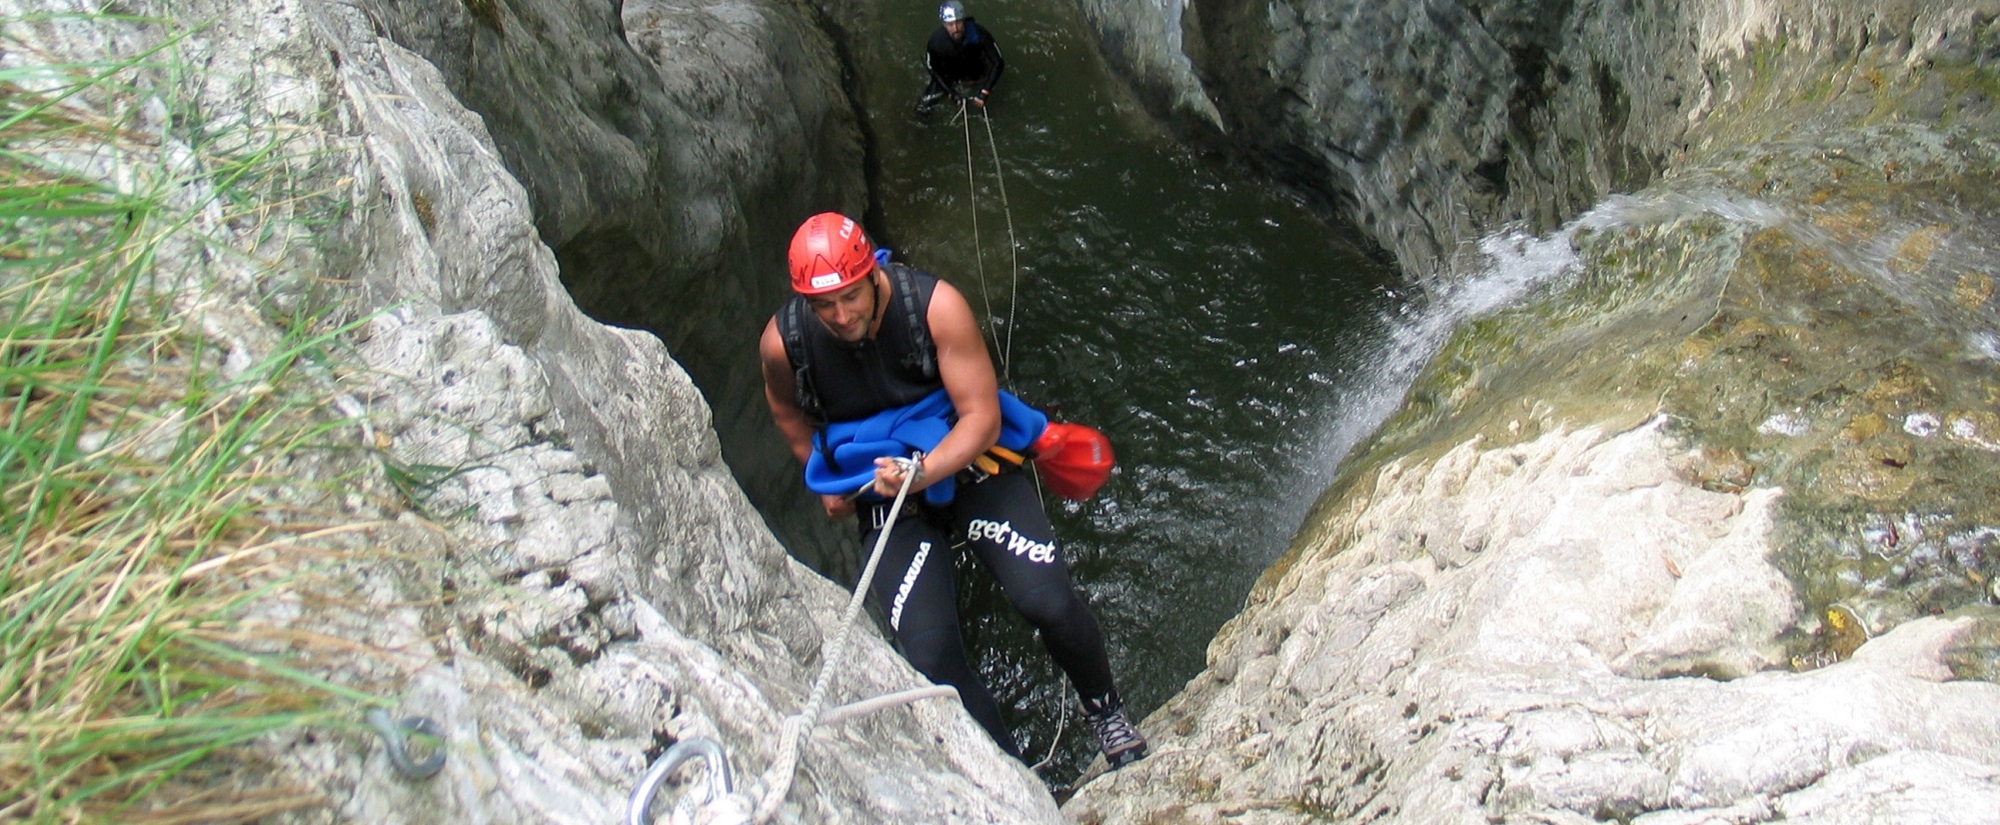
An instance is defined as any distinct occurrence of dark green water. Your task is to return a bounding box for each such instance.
[832,0,1400,787]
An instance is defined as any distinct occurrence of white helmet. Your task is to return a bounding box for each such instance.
[938,1,965,23]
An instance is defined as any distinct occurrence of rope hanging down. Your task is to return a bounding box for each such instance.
[953,98,1021,381]
[949,97,1074,771]
[944,96,1072,772]
[629,469,1003,819]
[752,455,925,823]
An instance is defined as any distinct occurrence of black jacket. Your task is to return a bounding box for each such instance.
[926,18,1005,94]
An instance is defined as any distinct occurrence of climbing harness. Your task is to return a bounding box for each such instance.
[952,97,1022,381]
[365,707,447,780]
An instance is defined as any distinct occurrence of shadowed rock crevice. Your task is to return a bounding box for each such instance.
[365,0,869,575]
[1088,0,1701,276]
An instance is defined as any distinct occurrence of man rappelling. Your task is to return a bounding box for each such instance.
[917,0,1005,117]
[757,212,1148,770]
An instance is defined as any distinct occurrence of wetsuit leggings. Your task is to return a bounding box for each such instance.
[860,471,1115,758]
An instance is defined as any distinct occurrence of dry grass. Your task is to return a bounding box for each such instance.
[0,13,396,823]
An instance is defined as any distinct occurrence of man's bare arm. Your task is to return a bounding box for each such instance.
[874,280,999,496]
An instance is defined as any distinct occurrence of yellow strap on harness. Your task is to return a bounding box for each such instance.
[969,446,1024,478]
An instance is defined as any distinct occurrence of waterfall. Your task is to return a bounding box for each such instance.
[1278,182,1999,547]
[1280,190,1784,529]
[1282,220,1587,520]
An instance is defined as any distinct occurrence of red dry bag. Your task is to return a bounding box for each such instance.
[1029,422,1115,500]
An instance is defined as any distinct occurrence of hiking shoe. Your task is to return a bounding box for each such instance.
[1083,700,1149,768]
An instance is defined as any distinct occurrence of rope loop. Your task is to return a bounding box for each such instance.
[888,454,924,488]
[365,707,447,780]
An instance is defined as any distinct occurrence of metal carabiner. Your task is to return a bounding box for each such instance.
[627,737,735,825]
[365,707,447,779]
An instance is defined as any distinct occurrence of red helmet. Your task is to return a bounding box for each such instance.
[1029,422,1115,500]
[788,212,875,295]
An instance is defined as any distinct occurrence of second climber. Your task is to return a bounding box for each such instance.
[918,0,1005,117]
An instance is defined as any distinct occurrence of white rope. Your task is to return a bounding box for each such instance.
[953,96,1024,380]
[978,107,1021,379]
[753,456,922,823]
[819,685,960,727]
[957,98,1001,365]
[1025,673,1071,773]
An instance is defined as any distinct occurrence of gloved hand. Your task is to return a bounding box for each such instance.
[972,89,991,107]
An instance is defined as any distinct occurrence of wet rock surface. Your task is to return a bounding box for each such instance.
[1070,0,2000,821]
[364,0,863,576]
[1364,123,2000,673]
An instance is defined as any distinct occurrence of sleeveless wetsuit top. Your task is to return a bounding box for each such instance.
[777,262,941,425]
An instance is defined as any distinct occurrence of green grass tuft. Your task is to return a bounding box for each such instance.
[1,13,401,823]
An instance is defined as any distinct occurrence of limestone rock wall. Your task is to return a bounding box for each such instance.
[1066,0,2000,821]
[301,1,1062,819]
[360,0,862,571]
[1070,0,1225,135]
[1080,0,1989,280]
[8,0,1062,821]
[1068,423,2000,823]
[17,0,1999,820]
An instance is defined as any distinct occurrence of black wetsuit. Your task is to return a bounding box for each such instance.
[920,18,1004,109]
[775,265,1115,758]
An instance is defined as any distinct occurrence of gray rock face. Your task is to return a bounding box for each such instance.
[1066,424,2000,823]
[17,0,1999,821]
[1086,0,1984,280]
[1070,0,1224,134]
[360,0,864,573]
[1080,0,1699,271]
[1061,0,2000,821]
[6,0,1060,821]
[300,4,1061,821]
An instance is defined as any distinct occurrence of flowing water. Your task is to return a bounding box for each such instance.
[753,0,2000,791]
[831,0,1402,787]
[814,0,2000,783]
